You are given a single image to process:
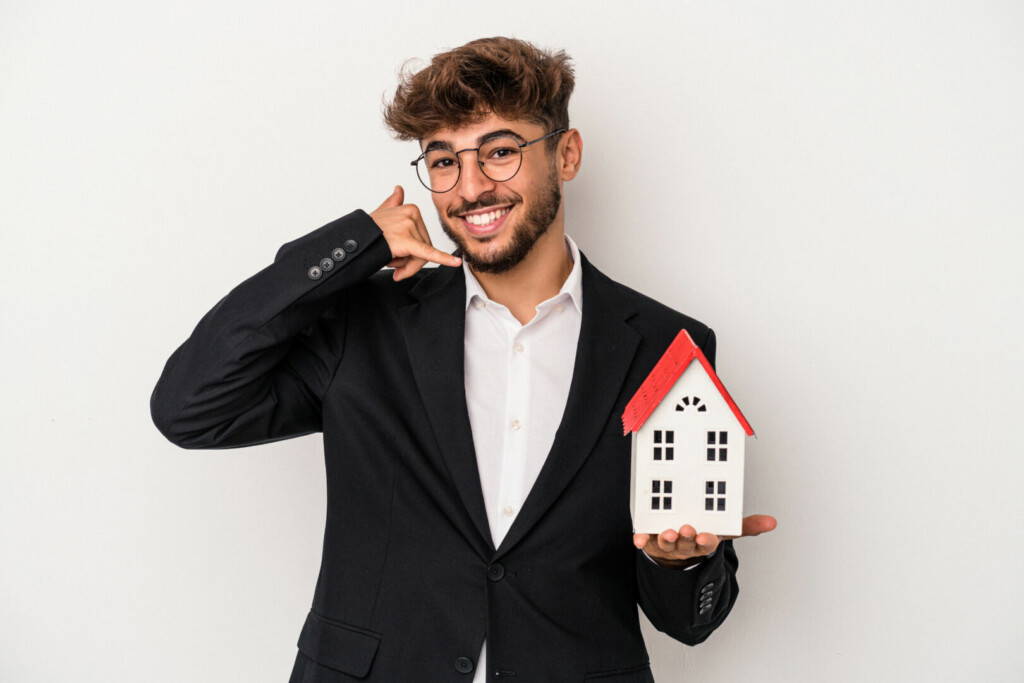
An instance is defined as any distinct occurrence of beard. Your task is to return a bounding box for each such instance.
[438,162,561,275]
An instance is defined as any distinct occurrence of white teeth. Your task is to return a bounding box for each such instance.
[464,206,511,226]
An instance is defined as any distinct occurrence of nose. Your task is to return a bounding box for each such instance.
[455,153,498,203]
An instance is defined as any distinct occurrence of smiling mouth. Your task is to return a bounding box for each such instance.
[459,204,515,234]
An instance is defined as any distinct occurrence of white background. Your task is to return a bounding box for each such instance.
[2,1,1022,681]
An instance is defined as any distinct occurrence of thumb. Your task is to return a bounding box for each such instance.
[377,184,404,210]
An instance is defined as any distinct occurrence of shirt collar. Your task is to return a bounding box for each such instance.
[463,232,583,315]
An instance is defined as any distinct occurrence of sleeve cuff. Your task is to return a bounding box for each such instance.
[641,546,717,571]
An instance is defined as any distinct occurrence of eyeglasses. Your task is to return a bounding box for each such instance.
[410,128,567,193]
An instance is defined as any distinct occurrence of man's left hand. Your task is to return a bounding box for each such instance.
[633,514,777,566]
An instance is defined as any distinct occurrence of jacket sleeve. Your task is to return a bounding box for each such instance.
[634,327,740,645]
[149,208,393,450]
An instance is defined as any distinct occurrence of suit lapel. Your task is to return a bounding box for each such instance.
[396,249,641,563]
[397,263,495,559]
[492,251,640,560]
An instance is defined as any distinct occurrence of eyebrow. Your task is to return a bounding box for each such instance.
[422,128,527,154]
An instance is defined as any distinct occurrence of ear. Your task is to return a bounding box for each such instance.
[558,128,583,181]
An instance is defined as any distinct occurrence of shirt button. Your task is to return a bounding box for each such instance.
[513,342,524,353]
[502,505,515,516]
[510,419,521,430]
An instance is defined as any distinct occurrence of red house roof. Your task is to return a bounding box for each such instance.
[621,328,754,437]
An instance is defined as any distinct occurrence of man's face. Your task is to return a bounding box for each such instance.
[421,113,564,274]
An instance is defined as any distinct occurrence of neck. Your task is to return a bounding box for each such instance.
[469,224,573,323]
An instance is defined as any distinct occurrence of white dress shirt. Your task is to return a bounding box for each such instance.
[462,232,711,682]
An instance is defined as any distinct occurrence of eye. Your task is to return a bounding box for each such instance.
[489,147,518,159]
[431,158,455,169]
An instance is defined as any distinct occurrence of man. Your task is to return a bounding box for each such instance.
[151,36,775,682]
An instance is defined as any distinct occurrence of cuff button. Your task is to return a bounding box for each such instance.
[320,257,334,271]
[342,239,358,253]
[332,247,347,261]
[307,265,322,280]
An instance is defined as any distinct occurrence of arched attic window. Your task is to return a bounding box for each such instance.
[675,396,707,412]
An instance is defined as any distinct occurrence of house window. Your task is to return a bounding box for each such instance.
[706,430,728,461]
[651,479,673,510]
[705,480,726,511]
[675,395,708,412]
[653,430,674,461]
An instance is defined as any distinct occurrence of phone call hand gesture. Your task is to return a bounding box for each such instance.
[370,185,462,281]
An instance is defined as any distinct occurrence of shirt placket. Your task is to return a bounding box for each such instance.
[492,305,531,544]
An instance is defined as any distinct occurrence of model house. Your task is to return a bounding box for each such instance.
[621,328,755,537]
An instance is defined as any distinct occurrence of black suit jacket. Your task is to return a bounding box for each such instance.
[150,208,739,682]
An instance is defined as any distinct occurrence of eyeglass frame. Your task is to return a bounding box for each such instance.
[409,127,568,193]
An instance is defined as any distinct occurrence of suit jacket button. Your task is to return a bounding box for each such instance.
[454,656,474,673]
[319,257,334,271]
[331,247,347,261]
[307,265,322,280]
[343,238,358,253]
[487,563,505,581]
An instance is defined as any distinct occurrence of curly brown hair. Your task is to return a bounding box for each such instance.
[381,36,575,154]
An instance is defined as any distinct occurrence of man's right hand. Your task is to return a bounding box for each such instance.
[370,185,462,281]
